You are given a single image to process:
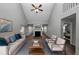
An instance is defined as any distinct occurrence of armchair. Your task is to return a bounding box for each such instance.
[51,38,66,55]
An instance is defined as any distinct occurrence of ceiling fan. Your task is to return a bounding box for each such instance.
[31,4,43,13]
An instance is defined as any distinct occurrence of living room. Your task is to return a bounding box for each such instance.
[0,3,78,55]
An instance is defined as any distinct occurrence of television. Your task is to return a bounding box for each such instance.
[35,31,41,37]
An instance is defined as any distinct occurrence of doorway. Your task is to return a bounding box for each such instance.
[61,13,76,54]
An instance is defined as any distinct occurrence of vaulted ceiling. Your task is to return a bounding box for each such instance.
[21,3,54,24]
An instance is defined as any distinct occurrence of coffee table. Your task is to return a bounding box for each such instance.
[29,40,44,55]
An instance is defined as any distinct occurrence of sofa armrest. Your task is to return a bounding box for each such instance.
[21,34,25,38]
[0,46,9,55]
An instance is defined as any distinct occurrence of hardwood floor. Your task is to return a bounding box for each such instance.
[66,40,75,55]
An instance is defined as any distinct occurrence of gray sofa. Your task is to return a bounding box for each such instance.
[0,32,26,55]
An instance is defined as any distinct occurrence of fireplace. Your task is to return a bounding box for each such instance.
[35,31,41,37]
[33,24,42,36]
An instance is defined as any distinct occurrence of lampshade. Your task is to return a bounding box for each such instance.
[20,26,25,34]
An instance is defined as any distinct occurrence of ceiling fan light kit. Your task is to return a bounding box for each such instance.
[31,4,43,13]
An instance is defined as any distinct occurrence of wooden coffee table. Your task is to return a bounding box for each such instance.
[29,40,44,55]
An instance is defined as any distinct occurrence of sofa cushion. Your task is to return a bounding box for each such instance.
[9,35,17,43]
[4,36,10,43]
[46,38,52,42]
[56,38,65,44]
[52,45,64,51]
[0,37,8,46]
[51,35,56,38]
[15,33,22,40]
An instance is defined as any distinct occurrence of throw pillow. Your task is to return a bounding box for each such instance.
[15,33,22,40]
[9,35,17,43]
[0,37,8,46]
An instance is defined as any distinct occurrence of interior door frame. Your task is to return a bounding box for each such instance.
[61,19,72,45]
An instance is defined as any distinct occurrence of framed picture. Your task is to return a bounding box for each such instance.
[0,18,13,33]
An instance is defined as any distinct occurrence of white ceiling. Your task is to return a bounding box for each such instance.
[21,3,54,24]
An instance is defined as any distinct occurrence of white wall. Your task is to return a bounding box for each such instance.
[0,3,27,33]
[48,4,62,37]
[21,3,54,24]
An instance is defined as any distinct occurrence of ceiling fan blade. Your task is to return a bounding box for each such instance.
[32,4,37,9]
[38,4,42,8]
[38,9,43,11]
[31,9,35,11]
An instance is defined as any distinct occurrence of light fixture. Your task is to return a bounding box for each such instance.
[20,26,25,35]
[35,9,39,13]
[31,4,43,13]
